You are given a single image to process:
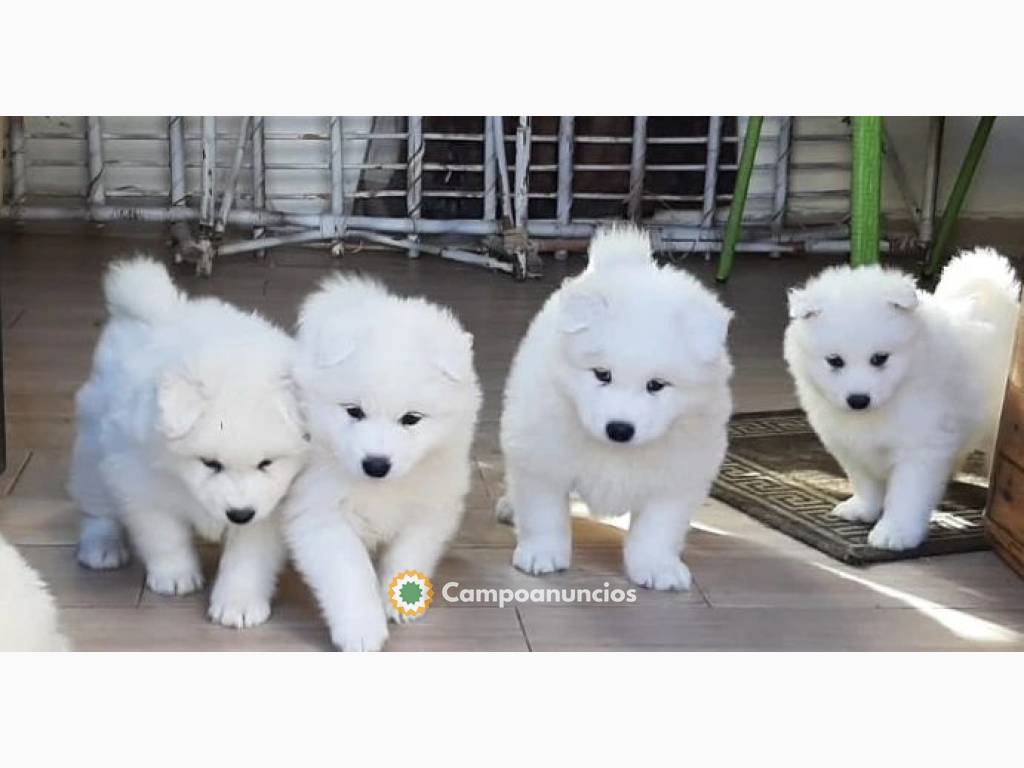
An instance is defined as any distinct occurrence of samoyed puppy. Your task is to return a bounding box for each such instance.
[0,534,68,651]
[784,249,1020,550]
[497,226,734,590]
[68,257,308,628]
[286,277,481,652]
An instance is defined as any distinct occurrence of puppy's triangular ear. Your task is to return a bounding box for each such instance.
[314,319,355,368]
[434,330,474,384]
[157,372,204,439]
[683,303,733,364]
[886,277,919,312]
[787,287,821,320]
[559,289,608,334]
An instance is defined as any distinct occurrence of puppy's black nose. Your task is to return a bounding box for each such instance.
[226,507,255,524]
[846,393,871,410]
[605,421,635,443]
[362,456,392,478]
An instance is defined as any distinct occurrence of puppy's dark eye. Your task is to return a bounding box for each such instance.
[870,353,889,368]
[592,368,612,384]
[257,459,273,471]
[344,405,366,420]
[399,412,423,427]
[646,379,669,394]
[201,458,224,473]
[826,355,845,370]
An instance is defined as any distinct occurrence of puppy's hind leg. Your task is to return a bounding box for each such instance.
[624,495,694,591]
[508,471,572,575]
[78,514,130,570]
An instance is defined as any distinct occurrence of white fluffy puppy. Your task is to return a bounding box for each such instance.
[498,227,734,591]
[68,257,308,627]
[0,534,68,651]
[286,277,481,651]
[784,249,1020,550]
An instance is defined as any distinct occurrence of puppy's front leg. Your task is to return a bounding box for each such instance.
[377,509,460,623]
[288,512,388,652]
[868,452,956,550]
[830,447,885,524]
[624,495,694,591]
[507,471,572,575]
[123,507,203,595]
[209,517,285,629]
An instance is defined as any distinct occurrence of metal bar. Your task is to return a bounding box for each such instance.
[924,116,996,276]
[850,116,883,267]
[86,117,106,209]
[199,117,216,231]
[882,121,920,230]
[491,117,514,226]
[771,117,792,244]
[0,117,6,209]
[251,117,267,258]
[716,116,764,282]
[919,116,944,245]
[483,116,496,221]
[513,116,531,229]
[627,116,647,221]
[168,117,187,206]
[701,116,723,233]
[215,116,252,235]
[10,117,27,205]
[330,117,345,217]
[406,116,424,258]
[555,116,575,260]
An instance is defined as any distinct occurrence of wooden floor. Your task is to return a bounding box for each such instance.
[3,227,1024,651]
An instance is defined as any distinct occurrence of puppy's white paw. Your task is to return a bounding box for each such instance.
[330,613,390,652]
[208,593,271,629]
[625,553,692,591]
[146,567,204,596]
[513,537,570,575]
[867,516,929,551]
[77,539,130,570]
[495,495,514,525]
[833,496,882,524]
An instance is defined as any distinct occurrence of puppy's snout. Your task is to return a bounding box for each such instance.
[226,507,256,524]
[362,455,392,479]
[846,393,871,410]
[605,420,635,443]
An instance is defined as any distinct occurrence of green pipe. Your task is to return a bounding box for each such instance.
[923,116,995,277]
[716,116,763,282]
[850,117,883,267]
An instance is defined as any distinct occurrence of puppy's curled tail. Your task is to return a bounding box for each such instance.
[586,225,653,271]
[103,256,183,324]
[935,247,1020,333]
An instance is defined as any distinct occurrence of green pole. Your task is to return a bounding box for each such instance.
[716,116,763,282]
[923,116,995,277]
[850,116,883,267]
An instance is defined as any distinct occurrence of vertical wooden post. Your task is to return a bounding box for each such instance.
[919,116,945,246]
[406,116,424,259]
[483,115,496,222]
[555,116,575,260]
[701,116,723,239]
[771,116,792,252]
[251,116,267,259]
[199,117,217,231]
[10,116,27,205]
[215,116,251,235]
[513,116,531,229]
[627,116,647,221]
[86,116,106,210]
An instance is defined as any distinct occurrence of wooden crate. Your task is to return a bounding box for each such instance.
[987,304,1024,578]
